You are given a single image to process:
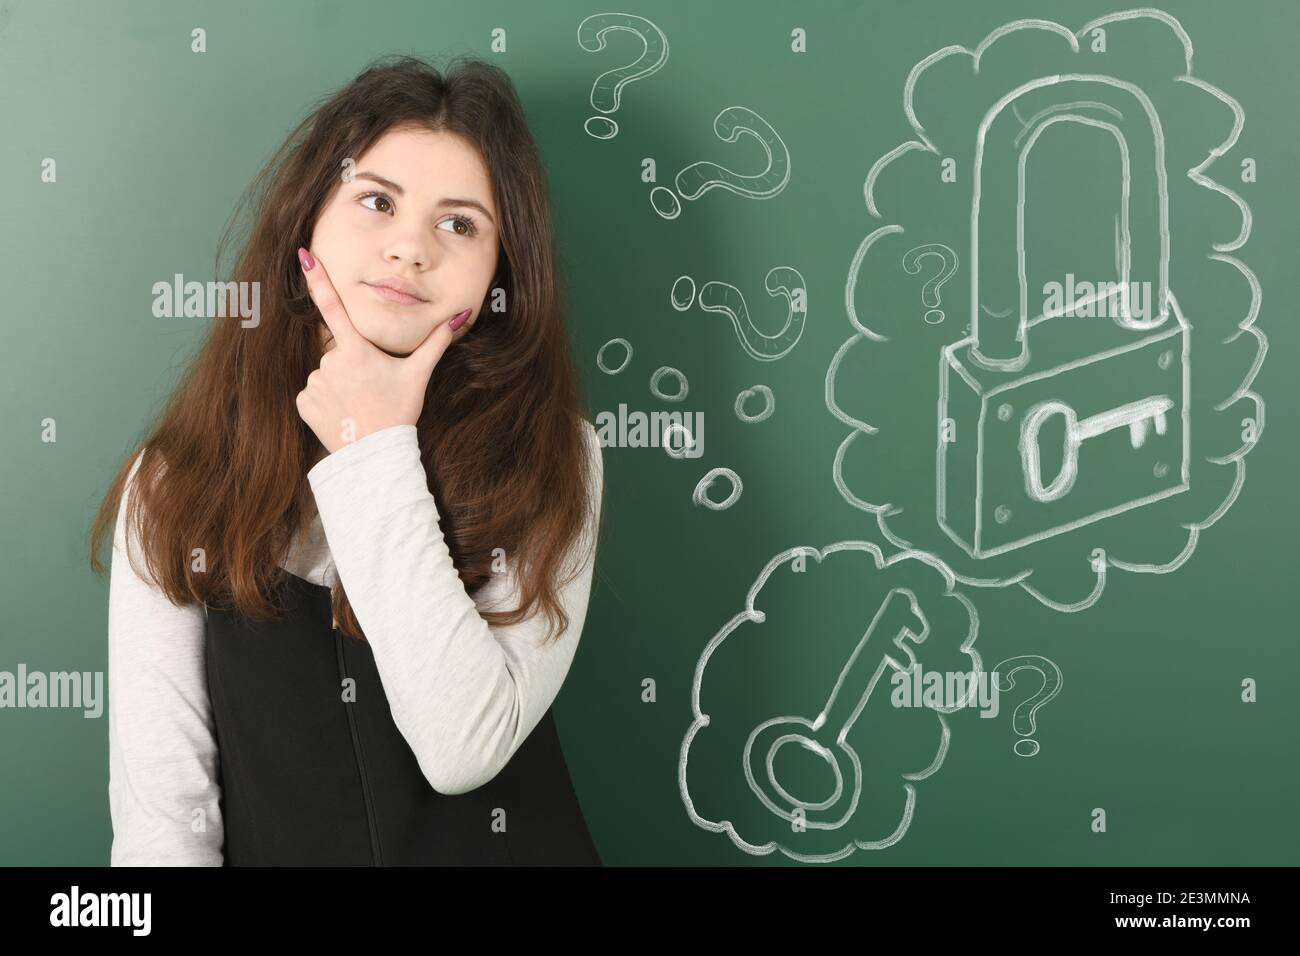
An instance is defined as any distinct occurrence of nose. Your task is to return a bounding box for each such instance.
[382,224,436,271]
[384,247,426,269]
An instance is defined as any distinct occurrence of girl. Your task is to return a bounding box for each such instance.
[89,55,605,866]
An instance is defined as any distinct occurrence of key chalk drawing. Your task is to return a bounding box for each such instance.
[680,542,982,861]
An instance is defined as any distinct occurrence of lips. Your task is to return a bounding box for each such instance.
[368,276,427,298]
[365,281,427,305]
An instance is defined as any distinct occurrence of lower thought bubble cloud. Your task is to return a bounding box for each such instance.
[679,541,982,862]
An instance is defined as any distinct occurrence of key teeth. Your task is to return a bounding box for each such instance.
[892,618,926,668]
[890,636,919,673]
[1127,408,1171,448]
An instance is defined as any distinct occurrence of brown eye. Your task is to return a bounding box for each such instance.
[437,215,479,238]
[359,192,394,214]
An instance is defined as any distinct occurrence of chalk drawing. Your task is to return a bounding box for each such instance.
[992,655,1063,757]
[693,468,742,510]
[597,336,633,374]
[830,9,1264,610]
[651,106,791,219]
[671,267,807,361]
[902,244,959,324]
[680,542,981,861]
[649,365,688,401]
[735,385,775,423]
[577,13,669,140]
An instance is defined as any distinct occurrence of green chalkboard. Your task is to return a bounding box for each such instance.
[0,0,1295,866]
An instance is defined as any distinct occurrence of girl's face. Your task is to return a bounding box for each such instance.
[309,125,500,357]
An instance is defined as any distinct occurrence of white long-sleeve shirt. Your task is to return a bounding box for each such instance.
[107,419,603,866]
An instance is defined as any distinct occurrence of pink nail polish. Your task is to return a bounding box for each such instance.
[297,247,315,271]
[449,308,471,331]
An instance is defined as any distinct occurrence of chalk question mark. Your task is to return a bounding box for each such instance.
[650,106,791,220]
[669,267,807,361]
[993,655,1062,757]
[577,13,669,140]
[901,243,959,324]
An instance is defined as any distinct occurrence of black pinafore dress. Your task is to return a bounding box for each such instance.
[203,571,601,866]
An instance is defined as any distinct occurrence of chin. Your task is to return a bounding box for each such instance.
[349,322,402,356]
[359,333,407,357]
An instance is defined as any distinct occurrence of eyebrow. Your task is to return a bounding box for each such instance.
[355,171,495,225]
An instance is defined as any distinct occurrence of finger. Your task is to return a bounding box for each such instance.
[405,314,455,381]
[298,247,367,351]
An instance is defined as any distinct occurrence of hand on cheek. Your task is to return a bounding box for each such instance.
[296,247,454,455]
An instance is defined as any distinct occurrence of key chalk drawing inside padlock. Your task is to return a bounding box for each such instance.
[743,588,927,830]
[937,77,1191,559]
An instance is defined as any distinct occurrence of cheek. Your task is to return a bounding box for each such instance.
[307,210,332,252]
[309,202,353,260]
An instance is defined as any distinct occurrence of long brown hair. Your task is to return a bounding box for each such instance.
[89,54,601,645]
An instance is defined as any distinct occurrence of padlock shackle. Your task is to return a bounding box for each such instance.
[969,75,1171,372]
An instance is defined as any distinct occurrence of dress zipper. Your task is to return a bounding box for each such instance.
[335,628,384,866]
